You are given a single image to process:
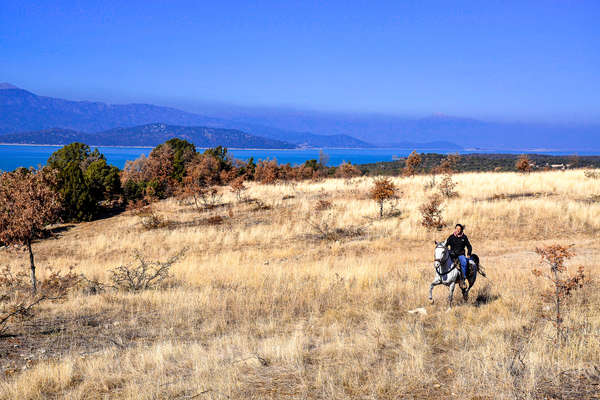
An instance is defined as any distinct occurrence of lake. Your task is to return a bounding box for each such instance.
[0,145,597,171]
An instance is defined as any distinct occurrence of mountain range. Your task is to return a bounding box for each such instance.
[0,85,372,148]
[2,83,596,150]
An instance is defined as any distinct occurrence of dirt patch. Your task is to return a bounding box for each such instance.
[478,192,555,202]
[577,194,600,204]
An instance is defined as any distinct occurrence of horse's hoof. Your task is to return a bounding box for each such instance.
[429,298,434,304]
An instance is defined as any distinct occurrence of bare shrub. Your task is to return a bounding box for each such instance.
[584,169,599,179]
[139,210,167,230]
[250,199,272,212]
[426,154,461,190]
[127,198,150,212]
[202,215,224,226]
[419,194,447,231]
[0,265,78,332]
[199,188,223,210]
[370,177,398,218]
[532,244,586,342]
[516,154,533,173]
[182,184,223,213]
[229,176,247,201]
[335,162,361,179]
[438,173,458,198]
[181,158,224,213]
[110,249,187,291]
[305,213,365,241]
[314,198,332,212]
[435,153,460,175]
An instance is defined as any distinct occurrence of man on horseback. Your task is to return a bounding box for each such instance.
[446,224,472,288]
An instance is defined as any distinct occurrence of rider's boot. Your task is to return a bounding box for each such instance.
[458,269,467,289]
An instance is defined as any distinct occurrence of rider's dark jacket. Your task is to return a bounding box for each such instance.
[446,233,472,257]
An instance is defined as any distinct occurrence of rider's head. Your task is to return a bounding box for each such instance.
[455,224,464,235]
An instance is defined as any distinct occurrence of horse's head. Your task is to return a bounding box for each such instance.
[433,241,448,267]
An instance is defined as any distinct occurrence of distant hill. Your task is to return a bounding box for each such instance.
[0,85,373,148]
[206,108,600,150]
[0,123,296,148]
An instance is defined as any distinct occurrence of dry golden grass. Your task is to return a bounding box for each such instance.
[0,169,599,399]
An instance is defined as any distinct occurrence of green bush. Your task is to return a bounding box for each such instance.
[47,143,121,221]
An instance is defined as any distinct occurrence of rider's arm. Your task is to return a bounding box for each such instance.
[465,236,472,257]
[446,235,453,249]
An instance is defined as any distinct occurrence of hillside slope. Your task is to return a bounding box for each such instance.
[0,123,296,148]
[0,171,598,399]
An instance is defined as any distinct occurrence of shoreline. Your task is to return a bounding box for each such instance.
[1,143,599,154]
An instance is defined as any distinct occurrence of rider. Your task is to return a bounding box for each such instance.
[446,224,472,285]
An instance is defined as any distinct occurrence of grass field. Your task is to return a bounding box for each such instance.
[0,170,599,399]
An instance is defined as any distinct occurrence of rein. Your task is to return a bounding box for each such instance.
[434,247,456,276]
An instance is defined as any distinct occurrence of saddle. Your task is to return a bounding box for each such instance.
[450,252,477,288]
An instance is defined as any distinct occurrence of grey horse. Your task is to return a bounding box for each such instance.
[428,241,480,306]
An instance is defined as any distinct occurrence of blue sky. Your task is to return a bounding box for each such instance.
[1,0,599,123]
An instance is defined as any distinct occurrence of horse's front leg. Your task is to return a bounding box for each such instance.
[429,276,440,303]
[448,282,456,307]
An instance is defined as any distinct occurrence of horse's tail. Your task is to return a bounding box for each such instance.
[471,254,487,278]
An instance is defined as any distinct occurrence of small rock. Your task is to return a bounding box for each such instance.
[408,307,427,315]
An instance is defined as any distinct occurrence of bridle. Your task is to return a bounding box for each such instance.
[434,245,449,264]
[434,244,456,276]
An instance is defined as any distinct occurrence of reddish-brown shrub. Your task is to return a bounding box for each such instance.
[314,198,333,211]
[419,194,447,230]
[434,153,460,175]
[438,173,458,198]
[403,150,422,176]
[230,176,247,201]
[0,168,62,293]
[255,159,279,184]
[516,154,532,173]
[532,244,586,342]
[335,162,361,179]
[370,177,398,218]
